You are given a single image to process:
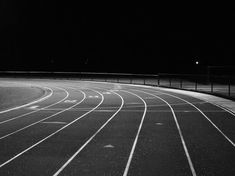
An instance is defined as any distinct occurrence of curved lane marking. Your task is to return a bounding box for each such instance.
[82,80,235,147]
[0,86,53,114]
[0,86,69,125]
[63,79,235,117]
[156,87,235,117]
[145,88,235,147]
[53,88,124,176]
[132,89,197,176]
[0,88,99,168]
[0,87,79,140]
[121,90,147,176]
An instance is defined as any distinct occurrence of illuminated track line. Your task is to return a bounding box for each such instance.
[0,86,53,114]
[145,88,235,147]
[0,86,68,124]
[53,88,124,176]
[0,87,77,140]
[132,89,197,176]
[156,88,235,117]
[87,80,235,141]
[122,90,147,176]
[0,88,92,168]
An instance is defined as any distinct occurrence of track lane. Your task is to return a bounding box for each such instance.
[122,90,147,176]
[144,88,235,147]
[139,88,235,175]
[53,88,124,176]
[0,88,88,168]
[79,81,235,175]
[0,87,74,139]
[0,79,235,175]
[159,89,235,142]
[0,84,53,114]
[65,81,235,175]
[51,89,145,175]
[128,89,196,176]
[0,86,67,124]
[0,88,106,175]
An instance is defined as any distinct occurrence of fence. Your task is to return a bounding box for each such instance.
[157,73,235,99]
[1,71,235,100]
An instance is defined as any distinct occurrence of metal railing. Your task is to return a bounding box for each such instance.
[0,71,158,85]
[1,71,235,100]
[157,73,235,99]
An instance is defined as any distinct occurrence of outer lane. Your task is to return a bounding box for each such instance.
[125,89,194,176]
[149,88,235,145]
[73,81,235,175]
[135,87,235,175]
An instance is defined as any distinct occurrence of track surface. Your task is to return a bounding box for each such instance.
[0,79,235,176]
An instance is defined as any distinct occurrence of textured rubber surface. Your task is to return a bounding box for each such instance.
[0,78,234,176]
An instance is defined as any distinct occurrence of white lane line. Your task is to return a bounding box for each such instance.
[157,87,235,117]
[84,79,235,117]
[28,106,39,110]
[27,108,63,111]
[133,89,197,176]
[126,102,142,105]
[0,88,82,140]
[122,90,147,176]
[0,86,53,114]
[94,109,116,112]
[0,88,89,168]
[41,121,67,125]
[53,89,124,176]
[148,89,235,147]
[0,87,69,125]
[210,103,235,117]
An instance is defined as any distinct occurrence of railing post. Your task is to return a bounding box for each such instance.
[169,77,172,87]
[211,81,213,93]
[195,79,197,91]
[228,78,231,96]
[180,78,183,89]
[158,76,160,86]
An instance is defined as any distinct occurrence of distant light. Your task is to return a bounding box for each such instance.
[195,61,199,65]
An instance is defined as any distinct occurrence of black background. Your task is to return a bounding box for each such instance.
[0,1,234,74]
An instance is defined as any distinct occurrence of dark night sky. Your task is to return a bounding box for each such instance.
[0,1,234,74]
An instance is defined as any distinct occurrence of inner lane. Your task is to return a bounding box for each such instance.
[0,86,66,123]
[0,87,121,175]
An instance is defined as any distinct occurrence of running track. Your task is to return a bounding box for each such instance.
[0,78,235,176]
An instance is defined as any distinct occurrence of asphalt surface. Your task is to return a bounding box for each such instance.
[0,78,235,176]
